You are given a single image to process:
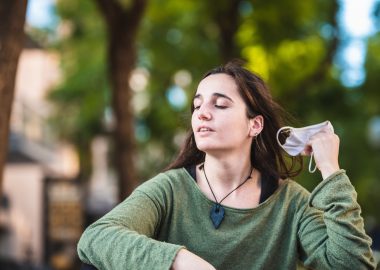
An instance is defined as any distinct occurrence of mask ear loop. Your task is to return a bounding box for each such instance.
[308,152,317,173]
[276,126,292,150]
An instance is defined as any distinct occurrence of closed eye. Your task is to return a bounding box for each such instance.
[215,105,228,109]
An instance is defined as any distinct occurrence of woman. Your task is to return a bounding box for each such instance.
[77,61,377,269]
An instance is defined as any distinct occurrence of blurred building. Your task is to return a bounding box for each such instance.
[0,35,81,270]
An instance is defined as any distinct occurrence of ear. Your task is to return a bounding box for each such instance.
[248,115,264,137]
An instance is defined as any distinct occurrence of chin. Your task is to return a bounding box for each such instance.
[195,138,249,155]
[195,142,215,152]
[195,142,226,153]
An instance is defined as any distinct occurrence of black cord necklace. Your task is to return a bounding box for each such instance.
[199,163,254,229]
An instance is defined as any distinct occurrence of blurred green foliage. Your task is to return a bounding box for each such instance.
[48,0,108,176]
[47,0,380,225]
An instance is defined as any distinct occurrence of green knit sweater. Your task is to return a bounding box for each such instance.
[77,169,377,269]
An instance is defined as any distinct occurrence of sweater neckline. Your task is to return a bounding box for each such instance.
[180,167,289,213]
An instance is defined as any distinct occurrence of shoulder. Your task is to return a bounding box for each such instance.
[276,179,311,209]
[134,167,192,197]
[129,168,193,210]
[281,179,310,195]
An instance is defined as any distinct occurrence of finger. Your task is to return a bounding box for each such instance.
[301,145,312,156]
[321,127,334,133]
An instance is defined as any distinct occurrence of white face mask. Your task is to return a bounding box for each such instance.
[276,121,334,173]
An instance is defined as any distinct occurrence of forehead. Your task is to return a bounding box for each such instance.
[195,73,238,97]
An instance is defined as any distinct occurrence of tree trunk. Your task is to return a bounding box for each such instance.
[210,0,242,63]
[0,0,28,196]
[95,0,147,201]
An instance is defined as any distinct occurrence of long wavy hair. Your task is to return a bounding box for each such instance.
[166,60,303,181]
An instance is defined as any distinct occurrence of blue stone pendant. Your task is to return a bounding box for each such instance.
[210,204,225,229]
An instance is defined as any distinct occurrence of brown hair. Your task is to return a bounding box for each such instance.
[166,60,302,181]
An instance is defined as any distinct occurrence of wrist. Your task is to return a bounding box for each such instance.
[171,248,187,270]
[171,249,216,270]
[319,163,340,180]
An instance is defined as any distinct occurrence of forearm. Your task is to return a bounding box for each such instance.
[77,189,184,270]
[299,171,377,269]
[78,221,183,270]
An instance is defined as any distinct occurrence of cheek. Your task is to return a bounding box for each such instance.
[225,111,249,126]
[191,113,197,132]
[222,118,251,138]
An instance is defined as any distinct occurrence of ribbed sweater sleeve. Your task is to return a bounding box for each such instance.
[297,170,377,269]
[77,179,184,270]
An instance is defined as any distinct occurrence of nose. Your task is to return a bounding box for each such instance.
[197,105,212,121]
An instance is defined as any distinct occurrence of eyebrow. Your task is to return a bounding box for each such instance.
[193,92,234,102]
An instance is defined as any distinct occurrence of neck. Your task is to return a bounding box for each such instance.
[201,153,253,190]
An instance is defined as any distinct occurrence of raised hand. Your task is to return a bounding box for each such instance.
[304,130,341,179]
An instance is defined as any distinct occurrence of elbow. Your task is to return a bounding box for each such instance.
[327,251,377,270]
[77,226,97,263]
[77,232,89,262]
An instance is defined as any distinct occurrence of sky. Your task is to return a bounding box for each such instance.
[26,0,379,87]
[340,0,377,37]
[26,0,57,28]
[338,0,378,87]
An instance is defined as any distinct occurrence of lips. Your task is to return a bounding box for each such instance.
[197,126,215,132]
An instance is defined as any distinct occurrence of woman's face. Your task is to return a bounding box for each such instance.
[192,73,259,154]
